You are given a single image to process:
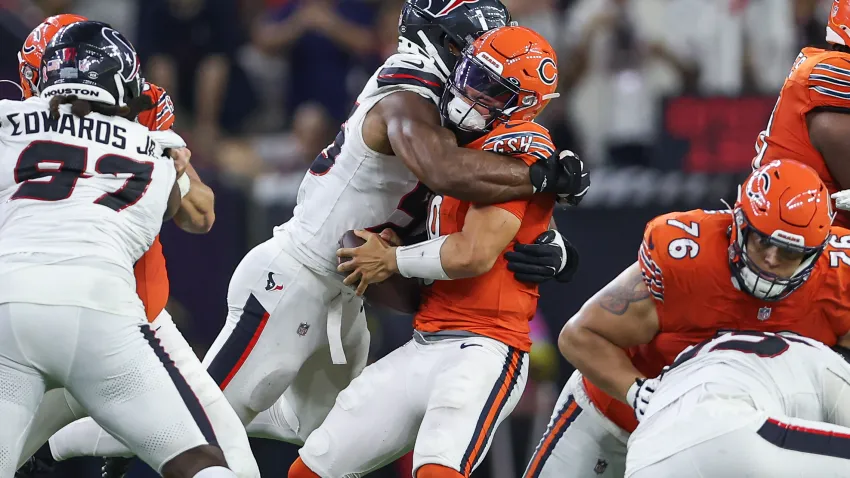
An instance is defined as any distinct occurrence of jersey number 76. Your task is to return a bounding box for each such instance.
[667,218,699,259]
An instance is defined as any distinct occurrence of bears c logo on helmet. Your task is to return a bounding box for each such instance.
[538,58,557,85]
[22,28,43,54]
[745,161,776,217]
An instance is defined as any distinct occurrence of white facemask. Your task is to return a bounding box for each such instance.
[446,94,488,131]
[736,265,785,300]
[734,242,818,300]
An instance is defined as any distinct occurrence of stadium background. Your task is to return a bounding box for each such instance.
[0,0,831,476]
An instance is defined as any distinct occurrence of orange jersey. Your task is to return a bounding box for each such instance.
[584,209,850,432]
[133,82,175,321]
[137,82,176,132]
[753,47,850,227]
[135,236,169,322]
[413,121,557,352]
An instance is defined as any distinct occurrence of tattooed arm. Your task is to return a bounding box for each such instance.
[558,262,660,404]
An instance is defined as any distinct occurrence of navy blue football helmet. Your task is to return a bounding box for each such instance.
[398,0,512,77]
[39,21,142,108]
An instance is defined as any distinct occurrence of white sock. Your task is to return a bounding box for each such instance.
[193,466,237,477]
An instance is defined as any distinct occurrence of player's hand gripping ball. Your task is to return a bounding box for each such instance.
[337,229,421,314]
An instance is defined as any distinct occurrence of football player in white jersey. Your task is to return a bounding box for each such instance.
[627,330,850,477]
[199,0,590,448]
[0,22,235,478]
[6,15,259,478]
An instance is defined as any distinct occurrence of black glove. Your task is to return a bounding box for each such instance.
[529,150,590,206]
[504,230,580,284]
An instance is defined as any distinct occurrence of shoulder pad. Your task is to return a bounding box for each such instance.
[639,210,729,302]
[0,98,46,120]
[808,53,850,107]
[824,228,850,269]
[374,53,446,104]
[474,121,555,166]
[381,53,447,80]
[645,209,727,238]
[0,99,15,113]
[813,229,850,336]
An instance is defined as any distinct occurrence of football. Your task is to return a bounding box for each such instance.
[338,230,421,314]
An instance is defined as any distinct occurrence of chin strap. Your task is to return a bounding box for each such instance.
[417,31,452,78]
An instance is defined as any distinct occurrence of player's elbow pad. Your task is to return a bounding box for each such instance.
[833,345,850,363]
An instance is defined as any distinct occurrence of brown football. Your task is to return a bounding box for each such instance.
[338,230,421,314]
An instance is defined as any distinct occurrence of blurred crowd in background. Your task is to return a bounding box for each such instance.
[2,0,835,190]
[0,0,838,476]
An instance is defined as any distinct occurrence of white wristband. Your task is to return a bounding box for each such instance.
[395,236,450,280]
[177,174,191,198]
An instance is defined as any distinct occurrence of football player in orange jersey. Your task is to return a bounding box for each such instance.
[12,15,260,478]
[286,26,560,478]
[523,159,850,478]
[752,0,850,228]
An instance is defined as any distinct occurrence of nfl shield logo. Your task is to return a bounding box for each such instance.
[757,307,772,321]
[594,459,608,474]
[297,322,310,336]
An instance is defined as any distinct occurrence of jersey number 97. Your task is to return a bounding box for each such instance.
[12,141,154,212]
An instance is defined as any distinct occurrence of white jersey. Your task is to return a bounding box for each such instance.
[627,331,850,471]
[0,97,176,317]
[648,331,850,421]
[276,53,446,275]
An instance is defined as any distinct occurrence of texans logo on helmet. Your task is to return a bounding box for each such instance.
[434,0,480,17]
[101,28,140,82]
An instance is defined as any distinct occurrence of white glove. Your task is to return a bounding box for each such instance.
[832,190,850,211]
[626,377,660,422]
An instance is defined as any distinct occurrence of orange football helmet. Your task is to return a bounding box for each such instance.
[828,0,850,46]
[18,14,88,98]
[440,25,559,133]
[729,160,834,301]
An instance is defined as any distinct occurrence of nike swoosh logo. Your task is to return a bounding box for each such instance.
[504,122,523,129]
[402,59,425,69]
[460,343,482,349]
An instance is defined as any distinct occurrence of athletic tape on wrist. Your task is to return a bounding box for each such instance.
[395,236,450,280]
[177,174,191,198]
